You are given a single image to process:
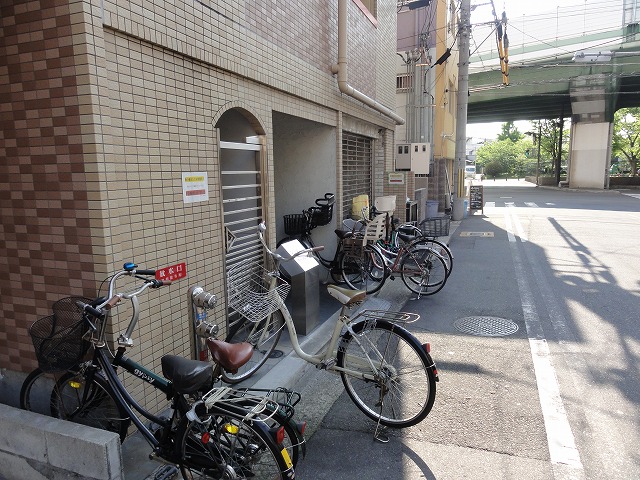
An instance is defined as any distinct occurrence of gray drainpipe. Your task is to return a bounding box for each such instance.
[332,0,405,125]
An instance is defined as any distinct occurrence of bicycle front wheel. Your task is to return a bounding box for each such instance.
[400,246,448,296]
[51,371,130,442]
[177,408,293,480]
[340,246,386,294]
[337,319,436,428]
[222,309,285,384]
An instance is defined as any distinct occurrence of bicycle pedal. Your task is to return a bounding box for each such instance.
[153,464,178,480]
[317,358,336,370]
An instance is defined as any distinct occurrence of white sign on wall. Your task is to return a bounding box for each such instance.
[182,172,209,203]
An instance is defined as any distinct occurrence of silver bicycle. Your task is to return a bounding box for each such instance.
[223,223,439,438]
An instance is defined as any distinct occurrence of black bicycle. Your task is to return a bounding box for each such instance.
[277,193,359,284]
[19,263,298,479]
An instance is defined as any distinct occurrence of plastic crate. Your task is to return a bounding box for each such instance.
[341,236,365,257]
[419,215,451,237]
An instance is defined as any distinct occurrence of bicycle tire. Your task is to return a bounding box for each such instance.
[400,246,449,296]
[340,245,386,294]
[221,309,285,384]
[20,367,60,416]
[410,238,453,277]
[50,370,130,442]
[177,405,294,480]
[337,319,436,428]
[235,398,305,468]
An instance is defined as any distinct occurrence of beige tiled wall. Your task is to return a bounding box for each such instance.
[2,0,399,412]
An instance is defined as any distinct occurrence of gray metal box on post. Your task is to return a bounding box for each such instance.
[276,240,320,335]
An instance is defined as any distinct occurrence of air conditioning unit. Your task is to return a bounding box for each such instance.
[395,143,430,175]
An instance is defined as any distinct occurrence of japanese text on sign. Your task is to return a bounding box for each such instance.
[182,172,209,203]
[155,262,187,281]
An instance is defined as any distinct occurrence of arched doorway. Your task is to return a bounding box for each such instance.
[215,108,267,269]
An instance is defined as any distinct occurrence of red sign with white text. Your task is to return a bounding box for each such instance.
[156,262,187,281]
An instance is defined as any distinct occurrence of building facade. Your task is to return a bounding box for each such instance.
[0,0,400,410]
[395,0,459,214]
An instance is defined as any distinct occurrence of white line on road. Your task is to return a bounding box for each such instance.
[506,204,528,242]
[504,210,516,242]
[525,202,539,208]
[508,211,584,479]
[622,193,640,199]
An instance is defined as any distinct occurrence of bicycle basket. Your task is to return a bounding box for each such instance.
[227,259,290,323]
[419,215,451,237]
[29,297,92,372]
[342,236,365,257]
[283,214,308,236]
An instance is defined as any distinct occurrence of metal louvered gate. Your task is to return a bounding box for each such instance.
[342,132,373,219]
[220,139,265,269]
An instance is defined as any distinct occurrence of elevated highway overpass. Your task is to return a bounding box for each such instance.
[466,25,640,189]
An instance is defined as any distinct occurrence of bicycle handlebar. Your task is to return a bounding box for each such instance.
[257,222,324,263]
[80,263,171,347]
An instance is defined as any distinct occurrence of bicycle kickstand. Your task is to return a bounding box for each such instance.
[373,396,390,443]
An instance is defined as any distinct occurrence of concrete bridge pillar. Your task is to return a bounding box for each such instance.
[568,75,615,189]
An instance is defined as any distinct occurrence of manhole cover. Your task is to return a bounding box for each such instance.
[454,316,519,337]
[268,349,284,359]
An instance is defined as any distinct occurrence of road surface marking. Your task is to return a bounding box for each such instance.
[508,209,584,478]
[525,202,539,207]
[506,204,528,242]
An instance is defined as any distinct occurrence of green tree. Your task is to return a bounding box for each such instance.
[497,121,524,142]
[530,119,570,175]
[612,108,640,176]
[476,138,532,178]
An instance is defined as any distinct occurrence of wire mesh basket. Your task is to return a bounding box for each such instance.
[283,214,308,236]
[227,259,290,323]
[419,215,451,237]
[29,296,92,372]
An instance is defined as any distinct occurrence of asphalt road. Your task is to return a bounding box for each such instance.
[294,180,640,480]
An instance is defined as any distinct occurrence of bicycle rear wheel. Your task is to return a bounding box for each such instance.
[340,245,386,294]
[400,247,448,296]
[50,371,130,442]
[235,398,306,468]
[410,238,453,277]
[177,407,293,479]
[222,309,285,384]
[337,319,436,428]
[20,368,60,416]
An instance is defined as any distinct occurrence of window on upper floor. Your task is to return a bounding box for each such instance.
[396,73,413,91]
[356,0,377,21]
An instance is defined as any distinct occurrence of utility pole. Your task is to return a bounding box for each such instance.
[452,0,471,221]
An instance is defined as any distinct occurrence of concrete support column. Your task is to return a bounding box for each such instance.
[568,74,615,189]
[568,122,613,189]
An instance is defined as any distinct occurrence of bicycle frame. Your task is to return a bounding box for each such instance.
[90,345,175,449]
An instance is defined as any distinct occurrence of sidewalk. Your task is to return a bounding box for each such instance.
[123,218,461,480]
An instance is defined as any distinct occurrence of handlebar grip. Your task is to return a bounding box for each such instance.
[157,280,172,287]
[311,246,324,253]
[104,295,122,310]
[136,269,156,276]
